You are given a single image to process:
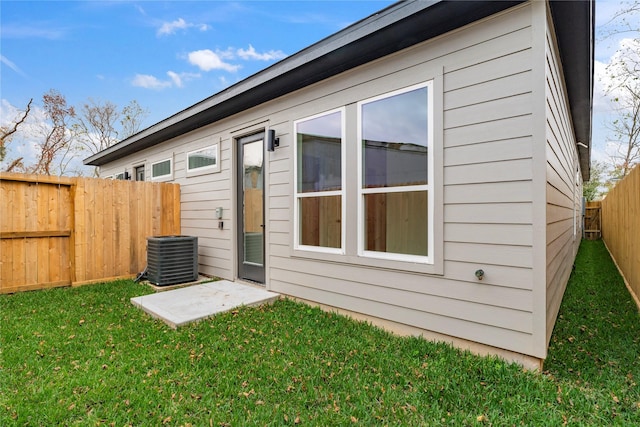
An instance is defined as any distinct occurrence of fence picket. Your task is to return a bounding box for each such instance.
[601,164,640,304]
[0,173,181,293]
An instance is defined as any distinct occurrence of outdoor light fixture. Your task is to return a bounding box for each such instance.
[266,129,279,152]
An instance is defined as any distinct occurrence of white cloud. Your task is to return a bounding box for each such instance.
[157,18,210,37]
[131,74,171,90]
[0,99,49,170]
[131,71,200,90]
[188,49,240,72]
[0,55,27,77]
[185,45,285,72]
[593,59,613,113]
[595,38,640,111]
[157,18,188,36]
[166,71,200,88]
[1,23,66,40]
[215,47,236,60]
[237,45,286,61]
[167,71,183,88]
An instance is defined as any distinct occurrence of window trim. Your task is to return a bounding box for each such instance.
[186,143,221,177]
[293,107,346,254]
[133,164,145,182]
[356,81,434,264]
[288,74,443,276]
[151,157,173,181]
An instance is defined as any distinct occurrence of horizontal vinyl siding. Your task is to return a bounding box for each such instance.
[100,3,540,357]
[544,17,581,344]
[99,132,234,281]
[265,4,537,356]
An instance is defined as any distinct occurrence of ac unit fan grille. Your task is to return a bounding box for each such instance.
[146,236,198,286]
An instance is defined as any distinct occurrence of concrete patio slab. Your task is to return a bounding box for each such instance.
[130,280,280,328]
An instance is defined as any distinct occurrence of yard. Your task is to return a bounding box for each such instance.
[1,240,638,426]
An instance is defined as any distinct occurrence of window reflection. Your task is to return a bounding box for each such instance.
[362,87,428,188]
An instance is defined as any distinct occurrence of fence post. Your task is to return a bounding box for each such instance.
[69,178,77,284]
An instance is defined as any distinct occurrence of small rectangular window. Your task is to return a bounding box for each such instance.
[151,158,172,180]
[294,108,345,252]
[115,173,125,180]
[187,144,220,175]
[135,165,145,181]
[358,82,433,263]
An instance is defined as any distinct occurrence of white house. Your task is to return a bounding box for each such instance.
[86,0,594,368]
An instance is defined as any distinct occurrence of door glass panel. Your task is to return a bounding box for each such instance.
[243,140,263,266]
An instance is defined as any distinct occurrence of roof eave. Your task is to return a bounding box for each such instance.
[549,0,594,181]
[85,0,525,167]
[86,0,595,178]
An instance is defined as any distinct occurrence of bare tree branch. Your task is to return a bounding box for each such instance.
[5,157,24,173]
[30,90,76,175]
[0,98,32,162]
[120,100,149,139]
[601,1,640,39]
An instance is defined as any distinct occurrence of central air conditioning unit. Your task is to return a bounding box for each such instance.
[146,236,198,286]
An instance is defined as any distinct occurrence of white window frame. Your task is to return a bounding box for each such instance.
[357,81,434,264]
[133,163,146,182]
[293,107,346,254]
[186,144,220,177]
[151,157,173,181]
[115,172,125,180]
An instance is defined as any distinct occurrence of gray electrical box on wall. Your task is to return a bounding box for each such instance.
[146,236,198,286]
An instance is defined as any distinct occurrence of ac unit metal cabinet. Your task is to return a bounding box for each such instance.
[146,236,198,286]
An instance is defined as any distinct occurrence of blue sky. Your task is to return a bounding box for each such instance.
[0,0,637,173]
[1,1,395,126]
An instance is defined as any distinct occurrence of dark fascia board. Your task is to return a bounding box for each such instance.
[549,0,594,181]
[86,0,593,176]
[84,0,524,166]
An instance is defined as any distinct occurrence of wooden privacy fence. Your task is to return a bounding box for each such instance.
[601,164,640,304]
[583,201,601,240]
[0,173,180,294]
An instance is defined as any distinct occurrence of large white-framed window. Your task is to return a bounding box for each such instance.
[357,82,434,264]
[293,108,346,253]
[186,144,220,176]
[151,158,173,181]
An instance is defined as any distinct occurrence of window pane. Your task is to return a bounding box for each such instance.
[297,111,342,193]
[135,166,145,181]
[362,87,428,188]
[364,191,427,256]
[152,160,170,177]
[189,147,217,170]
[299,196,341,248]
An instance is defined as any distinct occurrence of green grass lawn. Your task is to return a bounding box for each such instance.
[1,240,638,426]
